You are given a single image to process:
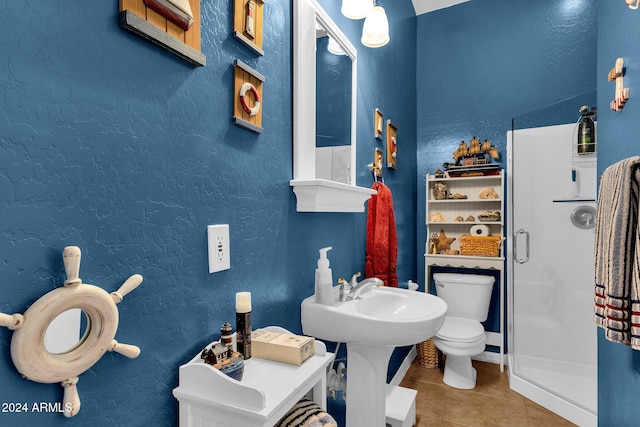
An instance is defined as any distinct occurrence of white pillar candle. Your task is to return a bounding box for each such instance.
[236,292,252,313]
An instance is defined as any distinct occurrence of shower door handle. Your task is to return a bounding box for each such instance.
[513,229,530,264]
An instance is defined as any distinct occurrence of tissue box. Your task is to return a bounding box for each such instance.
[251,329,315,365]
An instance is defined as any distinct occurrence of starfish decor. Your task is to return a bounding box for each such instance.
[435,230,456,253]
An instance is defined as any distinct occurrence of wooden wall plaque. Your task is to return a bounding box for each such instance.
[119,0,206,66]
[233,60,265,134]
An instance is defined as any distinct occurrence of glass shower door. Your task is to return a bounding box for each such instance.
[507,123,597,425]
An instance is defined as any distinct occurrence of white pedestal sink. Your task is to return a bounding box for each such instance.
[301,286,447,427]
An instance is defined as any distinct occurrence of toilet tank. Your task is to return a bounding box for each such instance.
[433,273,495,322]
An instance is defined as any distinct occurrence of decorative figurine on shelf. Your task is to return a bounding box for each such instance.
[429,233,439,254]
[453,215,475,222]
[478,210,501,222]
[201,342,245,381]
[451,137,500,166]
[200,322,245,381]
[430,212,447,222]
[435,230,456,254]
[478,187,499,199]
[433,182,449,200]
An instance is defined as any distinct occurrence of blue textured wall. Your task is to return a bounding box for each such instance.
[597,2,640,425]
[0,0,416,425]
[416,0,597,334]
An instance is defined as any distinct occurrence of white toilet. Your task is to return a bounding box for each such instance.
[432,273,495,389]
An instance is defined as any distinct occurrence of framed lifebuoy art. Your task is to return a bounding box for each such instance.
[233,60,265,134]
[233,0,265,56]
[386,119,398,170]
[119,0,206,66]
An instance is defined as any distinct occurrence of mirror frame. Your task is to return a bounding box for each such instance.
[291,0,375,213]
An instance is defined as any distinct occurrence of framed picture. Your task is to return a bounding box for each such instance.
[119,0,206,66]
[386,120,397,169]
[233,60,265,134]
[233,0,265,56]
[374,108,384,140]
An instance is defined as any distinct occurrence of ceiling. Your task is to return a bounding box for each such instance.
[412,0,470,15]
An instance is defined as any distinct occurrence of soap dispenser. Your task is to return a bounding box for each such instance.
[315,247,334,305]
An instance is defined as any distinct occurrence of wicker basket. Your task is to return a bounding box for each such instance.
[416,338,440,369]
[459,235,504,257]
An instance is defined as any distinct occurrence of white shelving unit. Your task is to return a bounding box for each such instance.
[425,171,505,370]
[172,326,335,427]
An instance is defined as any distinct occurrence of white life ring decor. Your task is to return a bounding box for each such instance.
[0,246,143,417]
[240,82,261,116]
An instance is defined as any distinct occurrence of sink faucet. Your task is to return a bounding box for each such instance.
[337,273,383,301]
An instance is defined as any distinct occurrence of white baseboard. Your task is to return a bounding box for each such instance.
[389,346,417,386]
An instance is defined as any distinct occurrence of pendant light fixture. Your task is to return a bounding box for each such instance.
[361,4,389,48]
[327,37,346,55]
[341,0,374,19]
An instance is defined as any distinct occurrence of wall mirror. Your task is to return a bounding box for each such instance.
[0,246,143,418]
[315,25,352,185]
[44,308,84,354]
[291,0,375,212]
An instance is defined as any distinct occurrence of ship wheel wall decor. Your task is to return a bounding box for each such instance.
[0,246,143,417]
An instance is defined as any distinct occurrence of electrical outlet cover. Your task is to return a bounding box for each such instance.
[208,224,230,273]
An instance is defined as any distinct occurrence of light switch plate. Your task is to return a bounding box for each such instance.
[208,224,230,273]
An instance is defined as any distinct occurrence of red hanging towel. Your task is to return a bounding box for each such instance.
[365,182,398,287]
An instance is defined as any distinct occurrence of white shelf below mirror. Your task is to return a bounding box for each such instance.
[290,179,376,213]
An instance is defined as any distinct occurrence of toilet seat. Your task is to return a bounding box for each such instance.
[435,316,484,343]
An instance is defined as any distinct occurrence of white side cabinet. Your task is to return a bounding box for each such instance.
[172,326,335,427]
[425,171,505,370]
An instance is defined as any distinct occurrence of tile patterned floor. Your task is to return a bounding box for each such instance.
[399,359,577,427]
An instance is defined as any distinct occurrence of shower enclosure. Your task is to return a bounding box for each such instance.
[507,122,597,426]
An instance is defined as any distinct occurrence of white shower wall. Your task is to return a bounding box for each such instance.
[507,123,597,426]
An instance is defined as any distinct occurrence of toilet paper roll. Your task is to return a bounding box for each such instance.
[470,224,490,236]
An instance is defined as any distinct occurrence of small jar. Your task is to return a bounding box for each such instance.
[433,182,449,200]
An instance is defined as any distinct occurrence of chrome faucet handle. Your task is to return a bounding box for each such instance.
[350,272,362,286]
[337,278,348,302]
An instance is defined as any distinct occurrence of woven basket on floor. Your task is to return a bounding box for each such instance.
[416,337,440,369]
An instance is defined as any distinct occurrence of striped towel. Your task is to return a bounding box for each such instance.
[594,156,640,348]
[274,397,337,427]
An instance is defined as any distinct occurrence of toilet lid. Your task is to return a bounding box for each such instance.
[436,316,485,343]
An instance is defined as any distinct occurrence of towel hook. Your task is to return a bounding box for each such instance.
[368,148,384,183]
